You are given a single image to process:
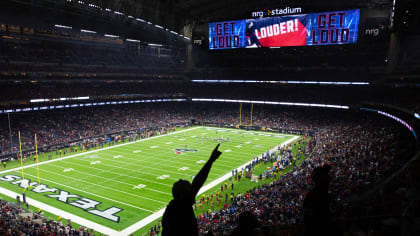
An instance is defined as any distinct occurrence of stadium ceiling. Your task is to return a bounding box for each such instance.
[95,0,393,22]
[2,0,394,32]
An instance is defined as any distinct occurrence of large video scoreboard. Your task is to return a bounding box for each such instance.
[209,9,360,49]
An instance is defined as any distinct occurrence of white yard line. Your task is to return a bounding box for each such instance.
[48,163,172,196]
[0,127,201,235]
[0,186,119,235]
[36,168,167,204]
[58,160,173,187]
[112,147,243,167]
[0,126,201,175]
[22,172,155,213]
[119,135,300,236]
[0,127,300,236]
[104,148,229,173]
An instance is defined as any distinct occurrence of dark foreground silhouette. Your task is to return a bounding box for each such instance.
[162,144,222,236]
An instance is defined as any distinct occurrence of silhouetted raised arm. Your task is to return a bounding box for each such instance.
[191,144,222,196]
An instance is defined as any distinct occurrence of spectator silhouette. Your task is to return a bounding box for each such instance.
[162,144,222,236]
[400,159,420,236]
[303,165,337,236]
[229,211,260,236]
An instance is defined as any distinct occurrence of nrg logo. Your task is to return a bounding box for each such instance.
[365,24,385,37]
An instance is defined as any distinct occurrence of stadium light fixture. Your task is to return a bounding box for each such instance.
[351,82,370,85]
[104,34,119,38]
[81,29,96,34]
[192,98,349,109]
[75,96,89,100]
[148,43,163,47]
[191,80,369,85]
[126,39,140,43]
[55,24,72,29]
[61,0,193,43]
[30,99,50,103]
[336,82,351,85]
[61,0,206,44]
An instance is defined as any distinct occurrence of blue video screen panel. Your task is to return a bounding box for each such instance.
[208,9,360,49]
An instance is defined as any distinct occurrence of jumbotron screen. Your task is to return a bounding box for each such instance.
[208,9,360,49]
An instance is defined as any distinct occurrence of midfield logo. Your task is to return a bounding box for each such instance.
[173,148,199,154]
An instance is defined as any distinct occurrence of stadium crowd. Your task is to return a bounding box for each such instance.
[0,104,415,236]
[0,104,372,157]
[0,199,95,235]
[189,114,414,235]
[0,104,193,156]
[0,104,320,156]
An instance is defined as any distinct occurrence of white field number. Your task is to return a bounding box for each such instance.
[133,184,146,189]
[157,175,170,180]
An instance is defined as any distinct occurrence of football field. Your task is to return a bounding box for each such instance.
[0,126,299,235]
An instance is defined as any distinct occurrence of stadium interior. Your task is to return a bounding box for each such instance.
[0,0,419,235]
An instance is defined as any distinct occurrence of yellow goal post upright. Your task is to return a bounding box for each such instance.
[237,102,254,127]
[239,103,242,126]
[34,134,41,187]
[18,132,42,199]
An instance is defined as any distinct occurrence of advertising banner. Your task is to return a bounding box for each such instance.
[209,9,360,49]
[208,20,247,49]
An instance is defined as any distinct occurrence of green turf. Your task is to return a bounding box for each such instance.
[134,138,307,236]
[0,126,298,233]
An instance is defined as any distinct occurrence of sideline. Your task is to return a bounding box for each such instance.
[0,126,201,175]
[119,135,300,236]
[0,127,300,235]
[0,126,201,235]
[0,186,119,235]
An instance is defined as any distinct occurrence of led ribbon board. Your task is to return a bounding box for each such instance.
[360,108,418,141]
[209,9,360,49]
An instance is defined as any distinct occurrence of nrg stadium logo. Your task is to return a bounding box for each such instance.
[251,7,302,18]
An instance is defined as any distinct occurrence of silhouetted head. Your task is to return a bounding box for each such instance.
[238,211,259,229]
[172,179,194,203]
[408,160,420,189]
[312,165,331,190]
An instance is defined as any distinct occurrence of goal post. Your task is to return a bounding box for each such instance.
[238,103,254,127]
